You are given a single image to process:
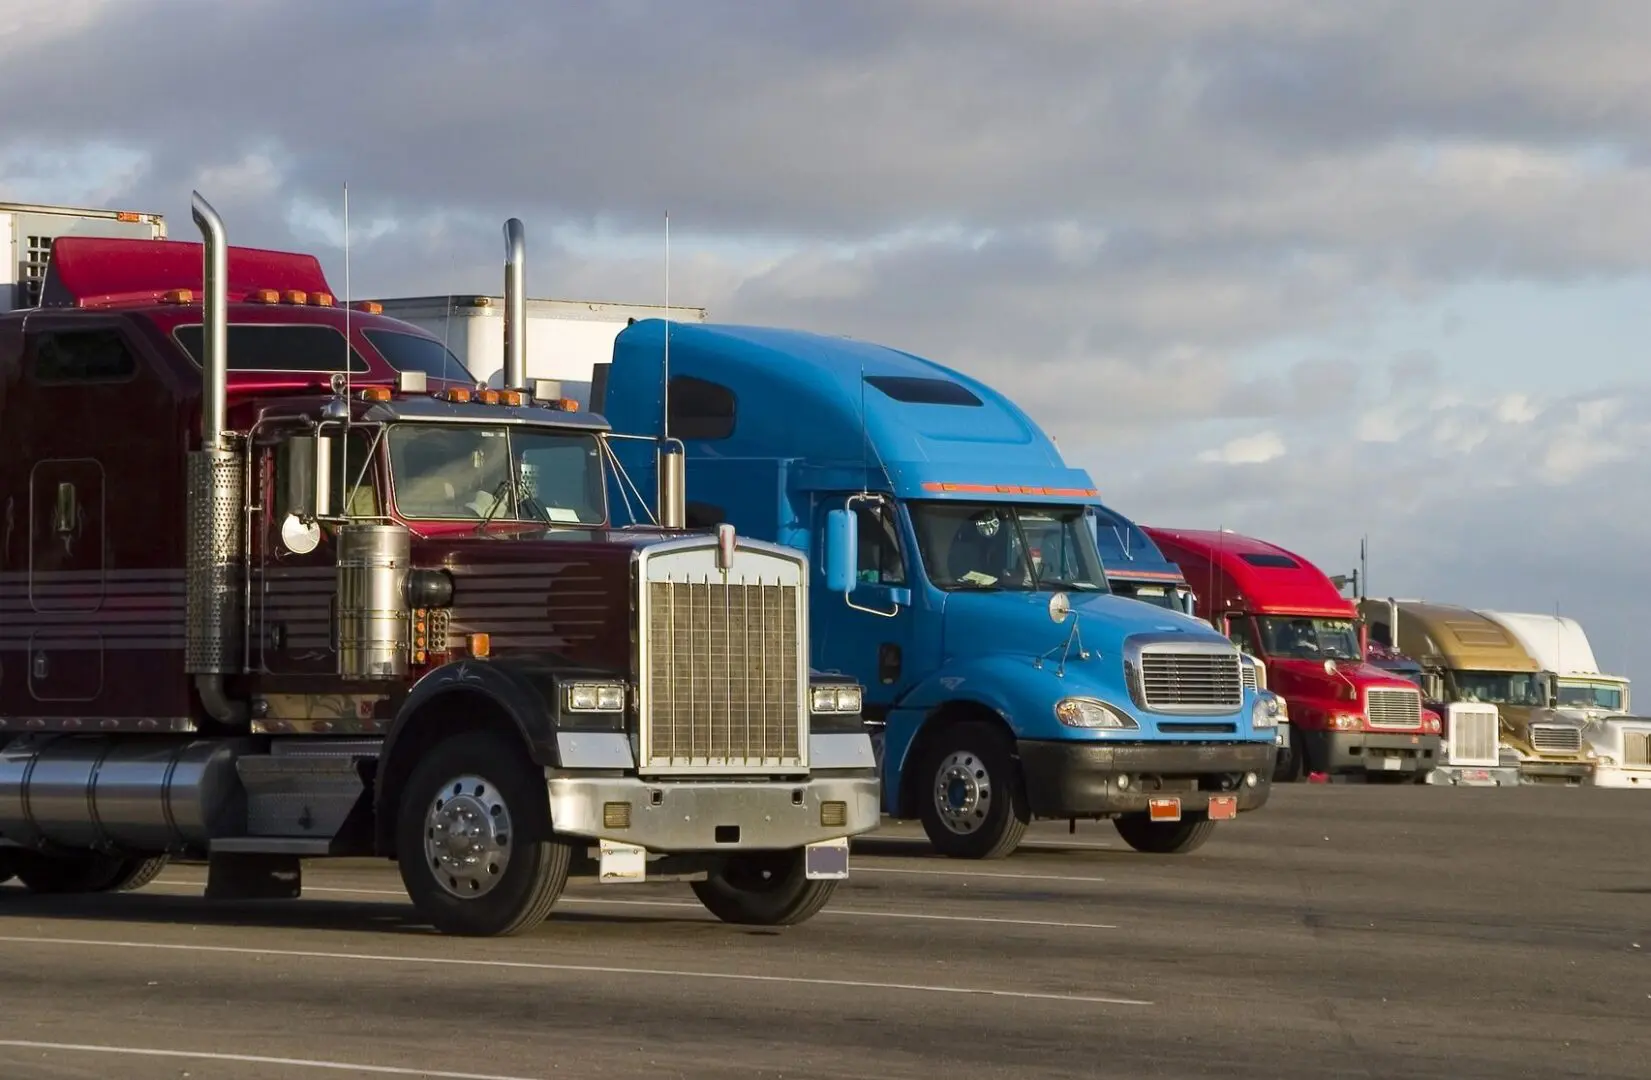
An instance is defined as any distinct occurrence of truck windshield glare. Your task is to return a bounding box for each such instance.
[1255,616,1361,661]
[1557,682,1624,711]
[1455,671,1550,707]
[909,501,1108,592]
[386,422,605,524]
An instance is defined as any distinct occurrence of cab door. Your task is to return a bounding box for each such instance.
[810,494,921,706]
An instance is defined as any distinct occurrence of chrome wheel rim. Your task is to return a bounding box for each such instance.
[933,750,991,835]
[424,774,512,899]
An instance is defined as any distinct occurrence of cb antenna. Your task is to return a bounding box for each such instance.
[661,210,670,440]
[343,183,351,408]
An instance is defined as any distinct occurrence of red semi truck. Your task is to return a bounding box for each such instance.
[1142,528,1442,782]
[0,195,881,935]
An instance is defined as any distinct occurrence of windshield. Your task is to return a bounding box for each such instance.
[1557,681,1624,711]
[1113,581,1187,611]
[386,423,606,524]
[1256,616,1360,661]
[908,501,1108,592]
[1454,671,1550,707]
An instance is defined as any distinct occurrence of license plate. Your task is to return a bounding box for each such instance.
[804,837,850,880]
[1148,797,1181,822]
[1382,755,1401,771]
[598,840,647,883]
[1208,795,1238,820]
[1462,768,1490,782]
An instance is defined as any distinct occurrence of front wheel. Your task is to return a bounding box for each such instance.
[1114,814,1217,854]
[691,850,838,926]
[395,730,572,937]
[916,720,1031,860]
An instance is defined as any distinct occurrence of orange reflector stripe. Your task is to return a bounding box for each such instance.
[920,482,1100,497]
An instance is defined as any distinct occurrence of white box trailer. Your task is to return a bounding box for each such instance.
[364,294,707,409]
[3,202,167,313]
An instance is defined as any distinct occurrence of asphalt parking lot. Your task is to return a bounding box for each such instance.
[1,784,1648,1079]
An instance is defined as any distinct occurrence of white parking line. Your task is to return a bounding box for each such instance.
[0,934,1151,1007]
[0,1039,537,1079]
[146,878,1120,931]
[854,865,1110,884]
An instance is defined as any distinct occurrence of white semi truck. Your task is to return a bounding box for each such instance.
[364,293,707,407]
[3,201,167,313]
[1479,611,1649,788]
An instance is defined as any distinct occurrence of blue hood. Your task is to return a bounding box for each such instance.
[941,588,1219,665]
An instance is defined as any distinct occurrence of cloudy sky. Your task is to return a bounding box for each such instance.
[5,0,1649,686]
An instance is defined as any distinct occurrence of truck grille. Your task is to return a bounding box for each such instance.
[639,548,807,774]
[1365,687,1422,729]
[1530,723,1583,755]
[1446,704,1500,766]
[1137,650,1243,713]
[1240,663,1258,691]
[1626,730,1651,768]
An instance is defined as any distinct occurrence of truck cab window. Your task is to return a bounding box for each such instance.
[386,423,605,524]
[853,502,905,586]
[667,375,736,440]
[909,501,1106,592]
[30,328,137,383]
[272,429,380,524]
[1227,617,1259,655]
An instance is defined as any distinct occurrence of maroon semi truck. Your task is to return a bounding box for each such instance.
[0,193,880,935]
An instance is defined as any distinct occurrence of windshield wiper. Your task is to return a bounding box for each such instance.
[472,478,515,534]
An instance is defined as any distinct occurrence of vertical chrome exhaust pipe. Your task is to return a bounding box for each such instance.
[503,218,526,390]
[186,191,247,723]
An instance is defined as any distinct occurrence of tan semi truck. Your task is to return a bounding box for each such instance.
[1357,599,1596,785]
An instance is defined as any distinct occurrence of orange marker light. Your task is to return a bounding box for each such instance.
[309,291,335,306]
[477,389,500,405]
[557,398,579,412]
[439,387,472,403]
[355,301,383,315]
[358,386,392,402]
[468,633,491,658]
[161,288,194,304]
[283,290,308,305]
[499,390,523,406]
[116,211,141,223]
[248,288,279,304]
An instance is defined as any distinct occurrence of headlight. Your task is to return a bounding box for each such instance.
[565,682,626,712]
[812,685,864,714]
[1054,697,1138,729]
[1330,713,1364,731]
[1250,693,1280,729]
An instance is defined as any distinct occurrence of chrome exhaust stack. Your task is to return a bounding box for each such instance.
[503,217,527,390]
[186,191,247,725]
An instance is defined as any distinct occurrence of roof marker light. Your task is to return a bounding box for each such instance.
[556,398,579,412]
[116,211,141,222]
[248,288,279,304]
[439,387,472,403]
[499,389,523,406]
[309,291,335,306]
[477,389,500,405]
[359,386,392,402]
[161,288,194,304]
[284,290,308,305]
[355,301,383,315]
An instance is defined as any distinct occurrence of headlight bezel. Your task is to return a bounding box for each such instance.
[811,685,865,715]
[1250,691,1282,729]
[564,681,627,713]
[1054,697,1139,730]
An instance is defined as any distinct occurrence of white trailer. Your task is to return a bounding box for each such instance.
[3,201,167,313]
[1480,610,1648,788]
[364,294,707,409]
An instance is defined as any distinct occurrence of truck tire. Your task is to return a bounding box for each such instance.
[691,849,838,926]
[1273,727,1302,782]
[916,720,1030,860]
[395,729,572,937]
[8,852,168,894]
[1113,814,1217,854]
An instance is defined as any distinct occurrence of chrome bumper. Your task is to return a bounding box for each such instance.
[544,771,880,853]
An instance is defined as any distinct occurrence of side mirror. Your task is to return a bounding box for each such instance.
[284,434,332,521]
[825,508,858,593]
[1323,658,1338,676]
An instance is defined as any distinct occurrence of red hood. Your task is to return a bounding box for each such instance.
[1267,657,1421,699]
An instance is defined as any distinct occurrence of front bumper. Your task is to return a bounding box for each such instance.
[1592,764,1651,789]
[1517,759,1594,784]
[1426,763,1522,787]
[1303,731,1441,775]
[544,771,880,852]
[1016,739,1275,819]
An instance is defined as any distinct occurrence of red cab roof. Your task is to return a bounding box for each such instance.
[39,236,334,309]
[1142,527,1355,618]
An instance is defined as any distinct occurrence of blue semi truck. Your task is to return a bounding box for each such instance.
[1091,502,1197,615]
[596,320,1282,859]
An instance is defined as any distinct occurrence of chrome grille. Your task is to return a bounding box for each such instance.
[1240,663,1258,692]
[1446,704,1499,766]
[1137,650,1243,712]
[1365,687,1422,729]
[1530,723,1583,755]
[1625,731,1651,768]
[640,547,806,774]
